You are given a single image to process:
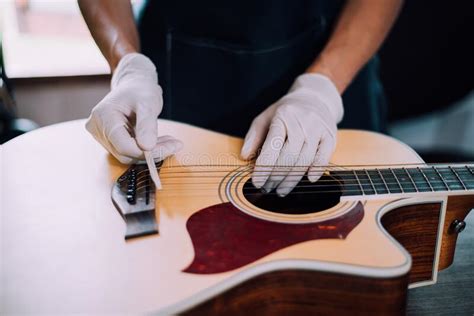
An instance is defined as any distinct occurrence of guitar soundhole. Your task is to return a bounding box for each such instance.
[242,174,343,215]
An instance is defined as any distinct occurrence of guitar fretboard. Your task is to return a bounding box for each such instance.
[331,165,474,197]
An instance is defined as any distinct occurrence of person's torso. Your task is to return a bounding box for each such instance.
[139,0,386,136]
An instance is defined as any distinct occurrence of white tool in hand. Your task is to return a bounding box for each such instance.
[144,151,162,190]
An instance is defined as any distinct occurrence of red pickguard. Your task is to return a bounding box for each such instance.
[183,202,364,274]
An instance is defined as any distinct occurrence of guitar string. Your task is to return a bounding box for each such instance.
[146,180,474,188]
[131,165,474,182]
[131,165,474,194]
[131,169,474,184]
[130,172,474,193]
[132,178,474,191]
[156,174,474,181]
[157,161,474,168]
[122,160,474,195]
[133,181,474,193]
[132,184,471,196]
[130,162,474,176]
[128,166,474,185]
[157,167,474,175]
[158,169,474,177]
[128,164,474,183]
[130,169,474,187]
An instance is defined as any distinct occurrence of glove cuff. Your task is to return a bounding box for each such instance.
[290,73,344,123]
[111,53,158,89]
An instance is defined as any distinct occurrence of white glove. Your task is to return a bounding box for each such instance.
[86,53,182,164]
[240,73,343,197]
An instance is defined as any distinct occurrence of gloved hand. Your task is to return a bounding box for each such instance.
[240,73,343,197]
[86,53,182,164]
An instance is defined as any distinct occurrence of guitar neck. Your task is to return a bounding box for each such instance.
[332,164,474,199]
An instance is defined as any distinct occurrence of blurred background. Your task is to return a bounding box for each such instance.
[1,0,473,161]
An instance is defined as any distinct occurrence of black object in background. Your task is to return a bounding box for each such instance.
[380,1,474,121]
[0,57,38,143]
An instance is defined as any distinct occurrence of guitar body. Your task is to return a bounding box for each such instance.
[2,119,472,315]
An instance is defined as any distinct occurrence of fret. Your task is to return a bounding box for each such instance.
[332,171,363,196]
[390,168,404,193]
[354,170,375,195]
[454,165,472,184]
[467,165,474,176]
[406,168,432,192]
[393,168,416,192]
[353,170,366,195]
[380,169,403,193]
[368,169,389,194]
[421,167,446,191]
[364,169,377,194]
[436,167,465,191]
[449,166,467,190]
[376,168,390,194]
[433,166,449,191]
[418,168,434,192]
[404,168,418,192]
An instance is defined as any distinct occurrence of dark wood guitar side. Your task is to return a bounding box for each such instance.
[183,270,408,315]
[382,195,473,284]
[382,202,442,284]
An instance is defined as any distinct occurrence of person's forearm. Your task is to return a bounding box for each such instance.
[307,0,403,93]
[78,0,139,71]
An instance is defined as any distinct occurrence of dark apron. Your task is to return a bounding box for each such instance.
[139,0,387,137]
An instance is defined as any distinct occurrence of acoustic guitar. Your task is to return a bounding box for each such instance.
[2,119,473,315]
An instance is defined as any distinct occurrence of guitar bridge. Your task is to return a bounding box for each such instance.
[111,160,163,240]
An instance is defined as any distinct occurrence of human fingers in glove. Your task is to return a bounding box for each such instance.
[240,0,403,196]
[241,74,343,197]
[79,1,182,164]
[86,53,182,164]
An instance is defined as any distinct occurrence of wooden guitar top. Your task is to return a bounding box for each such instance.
[2,119,451,314]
